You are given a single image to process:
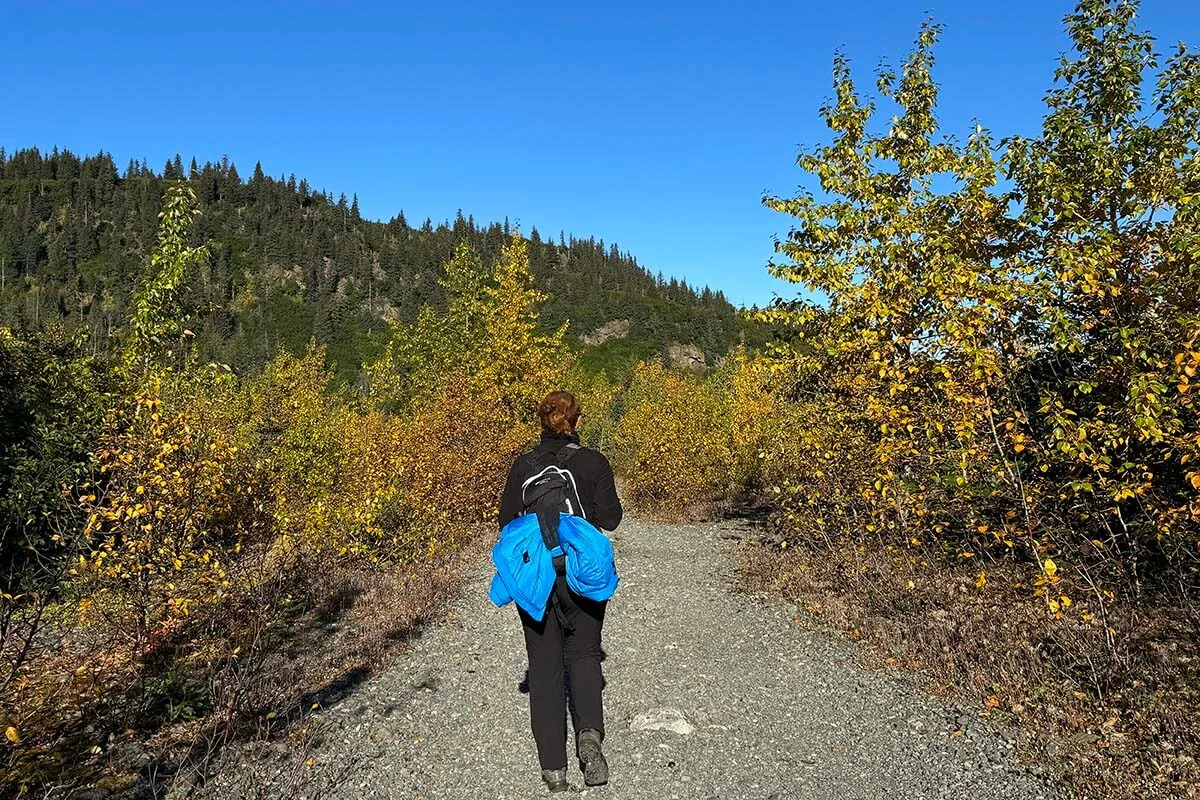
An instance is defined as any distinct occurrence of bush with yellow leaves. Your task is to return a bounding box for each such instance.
[78,367,268,645]
[568,365,621,452]
[756,8,1200,611]
[612,361,735,515]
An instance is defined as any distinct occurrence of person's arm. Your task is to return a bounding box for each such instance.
[590,454,623,531]
[497,458,526,529]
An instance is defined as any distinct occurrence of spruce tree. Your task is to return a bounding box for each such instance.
[0,145,744,373]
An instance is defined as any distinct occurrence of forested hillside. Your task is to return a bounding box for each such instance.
[0,148,745,379]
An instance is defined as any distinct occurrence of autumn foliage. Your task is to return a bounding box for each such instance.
[0,189,567,795]
[2,3,1198,798]
[605,6,1199,794]
[612,362,732,514]
[751,1,1200,614]
[614,3,1200,796]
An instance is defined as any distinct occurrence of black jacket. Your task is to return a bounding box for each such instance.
[498,432,623,532]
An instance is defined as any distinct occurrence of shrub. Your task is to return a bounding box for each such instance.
[613,361,734,515]
[758,3,1200,608]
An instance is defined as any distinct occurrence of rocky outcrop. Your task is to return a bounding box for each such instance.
[263,263,306,292]
[581,319,631,346]
[666,342,707,370]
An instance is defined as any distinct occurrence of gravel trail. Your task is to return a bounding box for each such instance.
[216,518,1058,799]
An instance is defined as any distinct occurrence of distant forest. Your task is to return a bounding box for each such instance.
[0,147,751,380]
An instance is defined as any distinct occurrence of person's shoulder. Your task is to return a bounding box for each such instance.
[509,449,539,475]
[572,445,612,470]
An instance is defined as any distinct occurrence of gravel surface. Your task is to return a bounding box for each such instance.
[204,518,1059,799]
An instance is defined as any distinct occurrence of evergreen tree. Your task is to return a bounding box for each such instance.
[0,146,747,378]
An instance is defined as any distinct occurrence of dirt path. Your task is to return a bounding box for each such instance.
[203,518,1057,799]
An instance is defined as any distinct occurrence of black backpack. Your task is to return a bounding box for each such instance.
[520,443,585,574]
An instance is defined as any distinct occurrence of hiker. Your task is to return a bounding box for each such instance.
[495,390,622,792]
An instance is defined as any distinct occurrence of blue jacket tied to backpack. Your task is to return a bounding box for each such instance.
[490,513,618,621]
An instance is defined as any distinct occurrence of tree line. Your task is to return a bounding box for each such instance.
[0,147,750,382]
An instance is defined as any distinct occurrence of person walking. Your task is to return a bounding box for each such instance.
[497,390,623,792]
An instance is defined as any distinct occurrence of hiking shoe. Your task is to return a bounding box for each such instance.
[541,768,568,793]
[577,729,609,787]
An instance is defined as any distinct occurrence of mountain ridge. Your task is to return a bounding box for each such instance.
[0,146,751,380]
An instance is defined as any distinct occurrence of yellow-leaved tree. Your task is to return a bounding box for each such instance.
[760,1,1200,609]
[367,235,569,534]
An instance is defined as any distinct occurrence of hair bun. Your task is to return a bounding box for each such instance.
[539,391,581,435]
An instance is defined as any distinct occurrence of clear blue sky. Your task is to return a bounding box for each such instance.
[2,1,1197,308]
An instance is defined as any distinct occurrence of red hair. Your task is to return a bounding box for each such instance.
[538,391,581,435]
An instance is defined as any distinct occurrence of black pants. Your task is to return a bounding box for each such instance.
[518,576,607,770]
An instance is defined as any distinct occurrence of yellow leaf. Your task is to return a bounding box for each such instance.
[1043,558,1058,579]
[976,571,987,589]
[5,726,18,743]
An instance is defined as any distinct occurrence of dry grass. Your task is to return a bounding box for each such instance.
[1,533,486,799]
[739,540,1200,800]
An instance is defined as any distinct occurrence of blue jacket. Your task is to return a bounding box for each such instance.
[489,513,619,620]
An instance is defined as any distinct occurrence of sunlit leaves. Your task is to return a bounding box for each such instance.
[756,0,1200,604]
[367,236,566,416]
[613,361,735,512]
[124,185,208,374]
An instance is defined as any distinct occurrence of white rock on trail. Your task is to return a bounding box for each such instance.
[630,707,696,735]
